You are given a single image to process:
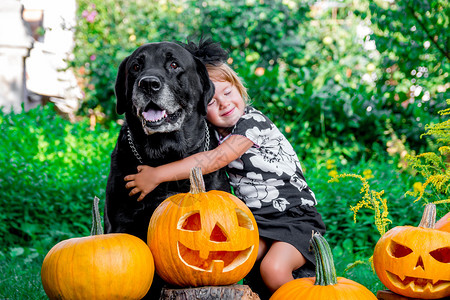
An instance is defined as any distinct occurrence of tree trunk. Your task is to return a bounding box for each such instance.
[159,284,261,300]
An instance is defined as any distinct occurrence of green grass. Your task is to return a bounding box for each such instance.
[1,252,385,298]
[0,254,47,299]
[332,241,386,293]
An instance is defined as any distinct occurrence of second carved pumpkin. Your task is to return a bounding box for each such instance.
[373,203,450,299]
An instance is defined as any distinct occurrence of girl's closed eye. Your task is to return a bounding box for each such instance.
[208,99,216,106]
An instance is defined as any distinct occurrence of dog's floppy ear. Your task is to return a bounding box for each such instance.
[115,56,129,115]
[195,57,215,116]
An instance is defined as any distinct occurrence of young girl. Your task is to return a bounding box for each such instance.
[124,62,326,293]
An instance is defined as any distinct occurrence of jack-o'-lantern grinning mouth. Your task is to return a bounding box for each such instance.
[386,271,450,292]
[177,242,254,272]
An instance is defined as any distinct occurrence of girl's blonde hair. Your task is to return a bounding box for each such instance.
[206,63,249,103]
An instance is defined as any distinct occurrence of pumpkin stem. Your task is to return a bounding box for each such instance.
[90,196,104,236]
[310,232,338,286]
[189,167,206,194]
[418,203,436,229]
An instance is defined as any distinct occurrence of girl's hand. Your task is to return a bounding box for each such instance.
[124,165,160,201]
[123,135,253,202]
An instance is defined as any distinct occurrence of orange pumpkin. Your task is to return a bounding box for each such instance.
[270,232,376,299]
[147,167,259,287]
[373,203,450,299]
[435,211,450,232]
[41,197,154,300]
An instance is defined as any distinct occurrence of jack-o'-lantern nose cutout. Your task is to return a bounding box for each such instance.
[415,256,425,270]
[389,240,412,258]
[210,224,228,242]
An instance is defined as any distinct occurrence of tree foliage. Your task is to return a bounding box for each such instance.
[358,0,449,147]
[71,0,449,160]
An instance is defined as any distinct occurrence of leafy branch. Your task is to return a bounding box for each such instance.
[405,100,450,207]
[328,174,391,236]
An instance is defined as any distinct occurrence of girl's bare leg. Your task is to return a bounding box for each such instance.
[259,241,306,293]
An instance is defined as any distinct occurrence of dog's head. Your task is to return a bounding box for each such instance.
[115,42,214,135]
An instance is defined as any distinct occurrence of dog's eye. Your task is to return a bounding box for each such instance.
[133,64,141,72]
[170,62,178,69]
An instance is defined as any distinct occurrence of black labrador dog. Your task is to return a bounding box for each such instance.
[104,41,230,242]
[104,40,274,300]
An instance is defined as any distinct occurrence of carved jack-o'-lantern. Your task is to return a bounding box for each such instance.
[373,204,450,299]
[147,168,259,287]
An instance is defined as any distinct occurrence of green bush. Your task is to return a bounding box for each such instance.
[71,0,445,162]
[357,0,449,149]
[0,104,118,254]
[72,0,196,118]
[196,1,377,159]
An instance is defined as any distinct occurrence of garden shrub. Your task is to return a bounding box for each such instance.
[358,0,449,148]
[0,104,118,254]
[72,0,196,118]
[404,100,450,210]
[71,0,445,163]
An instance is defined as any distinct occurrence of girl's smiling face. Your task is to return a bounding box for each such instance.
[206,80,246,134]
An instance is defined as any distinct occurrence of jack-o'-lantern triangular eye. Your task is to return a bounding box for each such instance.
[388,240,413,258]
[236,208,254,230]
[179,211,201,231]
[430,247,450,263]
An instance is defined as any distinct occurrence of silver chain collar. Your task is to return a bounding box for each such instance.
[127,129,144,164]
[127,120,210,164]
[203,120,210,153]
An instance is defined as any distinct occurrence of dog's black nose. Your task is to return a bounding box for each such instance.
[138,76,161,91]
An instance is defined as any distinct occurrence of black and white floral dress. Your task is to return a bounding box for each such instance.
[217,106,326,269]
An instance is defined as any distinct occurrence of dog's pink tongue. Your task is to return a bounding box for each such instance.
[143,109,166,122]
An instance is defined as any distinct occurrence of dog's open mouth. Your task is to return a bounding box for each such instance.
[143,107,167,125]
[140,102,181,127]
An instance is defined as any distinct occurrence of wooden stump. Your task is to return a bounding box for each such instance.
[376,290,449,300]
[159,284,261,300]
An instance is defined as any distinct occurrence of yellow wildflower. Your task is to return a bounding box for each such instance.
[328,170,338,178]
[363,169,374,179]
[328,173,391,236]
[326,159,336,170]
[413,182,424,193]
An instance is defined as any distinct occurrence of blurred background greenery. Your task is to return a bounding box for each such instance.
[1,0,448,298]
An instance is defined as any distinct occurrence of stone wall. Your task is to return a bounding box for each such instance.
[0,0,33,113]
